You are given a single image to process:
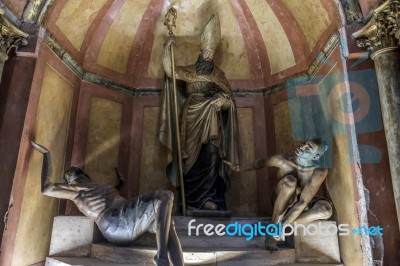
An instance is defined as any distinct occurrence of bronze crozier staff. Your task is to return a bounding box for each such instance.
[164,7,186,215]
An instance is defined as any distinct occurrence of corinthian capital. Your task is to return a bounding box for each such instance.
[353,0,400,57]
[0,8,29,55]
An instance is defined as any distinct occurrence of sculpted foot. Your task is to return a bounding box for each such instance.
[265,236,279,251]
[153,255,169,266]
[203,201,218,210]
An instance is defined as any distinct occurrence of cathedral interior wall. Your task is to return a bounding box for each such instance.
[1,28,400,265]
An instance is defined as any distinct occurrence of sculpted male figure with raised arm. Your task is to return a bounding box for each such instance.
[246,140,333,251]
[31,141,183,266]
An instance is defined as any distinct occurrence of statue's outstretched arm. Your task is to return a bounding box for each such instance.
[31,141,81,200]
[240,155,286,171]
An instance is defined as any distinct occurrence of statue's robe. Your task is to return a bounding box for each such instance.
[159,64,240,210]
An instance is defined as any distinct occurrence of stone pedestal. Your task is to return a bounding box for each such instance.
[293,221,341,264]
[49,216,102,257]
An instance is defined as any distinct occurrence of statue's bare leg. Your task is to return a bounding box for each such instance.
[266,175,297,251]
[152,190,183,266]
[167,220,184,266]
[281,169,328,226]
[293,199,332,225]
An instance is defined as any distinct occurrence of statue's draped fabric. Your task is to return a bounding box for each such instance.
[158,64,240,209]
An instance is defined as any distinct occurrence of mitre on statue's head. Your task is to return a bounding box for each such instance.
[201,15,221,52]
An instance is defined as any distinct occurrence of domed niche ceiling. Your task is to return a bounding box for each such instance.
[43,0,339,89]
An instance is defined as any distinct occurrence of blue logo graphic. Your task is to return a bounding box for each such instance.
[352,225,384,236]
[286,47,382,166]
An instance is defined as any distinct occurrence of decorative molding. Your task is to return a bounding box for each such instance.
[0,8,28,56]
[44,33,84,77]
[339,0,363,24]
[353,0,400,57]
[22,0,48,23]
[0,0,52,25]
[37,0,55,25]
[308,32,340,77]
[44,32,267,97]
[45,29,340,98]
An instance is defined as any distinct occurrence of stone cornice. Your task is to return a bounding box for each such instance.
[353,0,400,57]
[45,30,340,98]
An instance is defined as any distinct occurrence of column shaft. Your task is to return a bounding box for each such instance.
[373,49,400,228]
[0,51,9,83]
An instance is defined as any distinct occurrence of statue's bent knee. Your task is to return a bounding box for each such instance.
[318,201,333,217]
[282,175,297,189]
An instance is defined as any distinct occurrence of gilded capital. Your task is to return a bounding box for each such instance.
[353,0,400,58]
[0,8,29,56]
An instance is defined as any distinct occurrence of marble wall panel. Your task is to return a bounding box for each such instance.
[84,96,122,185]
[13,64,74,266]
[138,106,173,194]
[245,0,296,74]
[273,100,302,154]
[97,0,148,73]
[226,107,257,216]
[282,0,331,51]
[56,0,108,51]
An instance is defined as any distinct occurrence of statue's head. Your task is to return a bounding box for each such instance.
[200,49,214,62]
[196,15,220,74]
[295,140,328,167]
[63,167,92,184]
[200,15,220,61]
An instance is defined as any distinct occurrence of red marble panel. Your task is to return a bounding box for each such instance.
[130,0,165,87]
[357,131,400,264]
[235,0,271,87]
[230,0,265,88]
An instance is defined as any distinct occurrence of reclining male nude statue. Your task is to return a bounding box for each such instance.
[31,141,183,266]
[244,140,333,251]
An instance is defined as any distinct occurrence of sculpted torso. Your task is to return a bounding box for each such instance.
[71,184,126,222]
[270,154,317,189]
